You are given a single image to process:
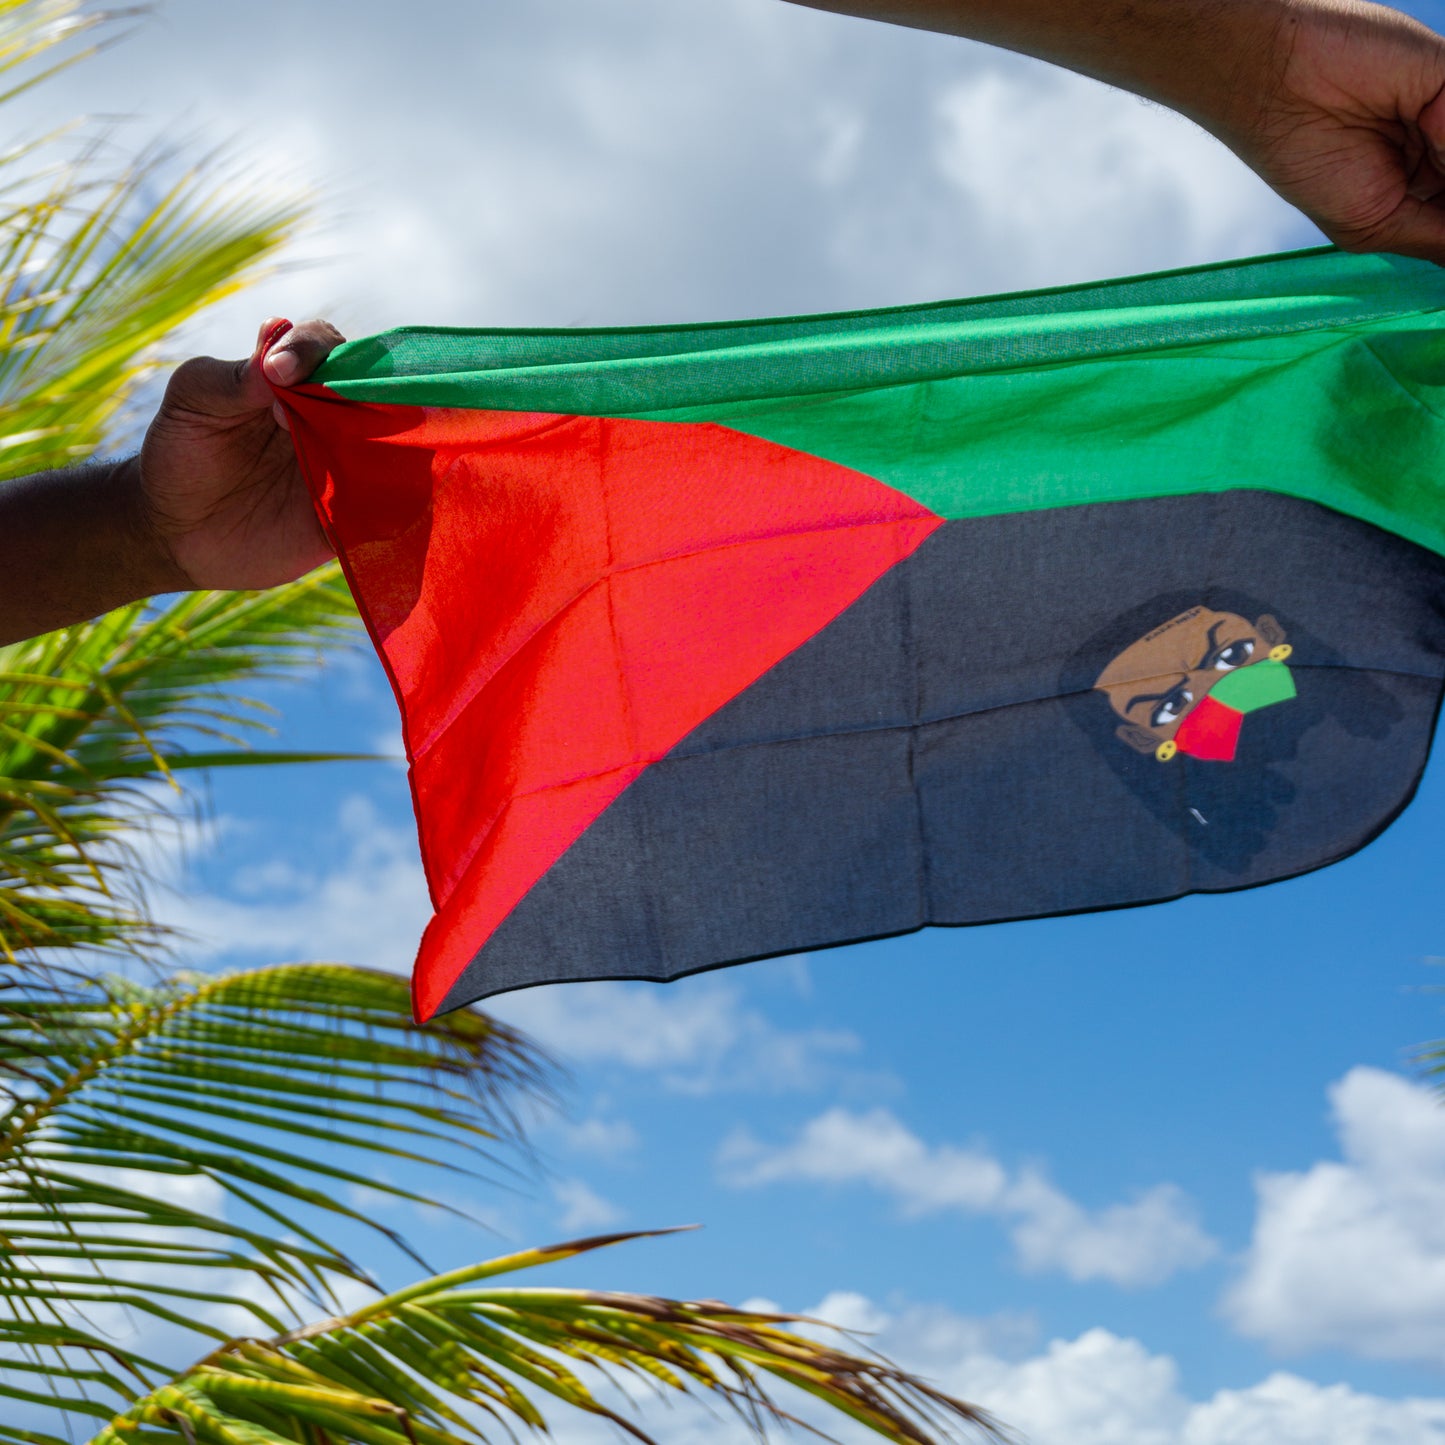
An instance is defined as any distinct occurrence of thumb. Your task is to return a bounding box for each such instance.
[162,349,275,420]
[159,317,293,420]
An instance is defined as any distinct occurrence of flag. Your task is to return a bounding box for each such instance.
[278,247,1445,1020]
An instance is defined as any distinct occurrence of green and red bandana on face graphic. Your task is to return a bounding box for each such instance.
[276,246,1445,1021]
[1093,604,1298,763]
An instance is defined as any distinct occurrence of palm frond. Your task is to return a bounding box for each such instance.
[0,963,550,1425]
[0,11,1010,1445]
[0,0,358,972]
[0,0,110,114]
[91,1230,1005,1445]
[0,5,306,479]
[0,569,362,964]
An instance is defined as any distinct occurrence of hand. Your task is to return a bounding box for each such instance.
[135,317,345,591]
[788,0,1445,264]
[1229,0,1445,262]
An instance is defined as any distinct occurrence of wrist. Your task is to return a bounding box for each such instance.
[1146,0,1299,152]
[0,458,191,646]
[1009,0,1299,151]
[111,453,191,597]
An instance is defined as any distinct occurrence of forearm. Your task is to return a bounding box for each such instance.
[0,459,185,646]
[785,0,1294,145]
[787,0,1445,263]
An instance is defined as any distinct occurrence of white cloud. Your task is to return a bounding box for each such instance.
[794,1296,1445,1445]
[924,66,1297,289]
[460,1293,1445,1445]
[1181,1374,1445,1445]
[720,1107,1217,1287]
[808,1288,1039,1360]
[1225,1067,1445,1362]
[945,1327,1187,1445]
[1006,1168,1217,1288]
[950,1329,1445,1445]
[553,1116,642,1160]
[91,1164,228,1219]
[492,978,864,1095]
[146,797,864,1094]
[154,794,430,975]
[721,1104,1008,1209]
[552,1178,624,1234]
[13,0,1309,372]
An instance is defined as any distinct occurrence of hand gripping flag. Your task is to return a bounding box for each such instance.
[277,246,1445,1021]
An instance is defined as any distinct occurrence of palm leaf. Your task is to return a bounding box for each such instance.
[0,0,362,972]
[0,570,363,965]
[0,5,305,479]
[0,10,1011,1445]
[91,1231,1006,1445]
[0,963,550,1427]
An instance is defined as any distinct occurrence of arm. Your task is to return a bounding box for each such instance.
[786,0,1445,262]
[0,318,344,647]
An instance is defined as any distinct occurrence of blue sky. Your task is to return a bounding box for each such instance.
[24,1,1445,1439]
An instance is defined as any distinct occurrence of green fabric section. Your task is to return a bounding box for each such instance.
[1208,659,1296,713]
[313,245,1445,556]
[677,321,1445,555]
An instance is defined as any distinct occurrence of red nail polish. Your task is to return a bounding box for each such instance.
[258,318,293,356]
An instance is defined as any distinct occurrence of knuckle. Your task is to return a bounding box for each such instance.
[170,355,213,383]
[165,355,216,399]
[298,317,346,347]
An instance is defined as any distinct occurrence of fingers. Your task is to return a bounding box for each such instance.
[262,318,347,388]
[161,318,348,423]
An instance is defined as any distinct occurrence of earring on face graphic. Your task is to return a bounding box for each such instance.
[1154,645,1293,760]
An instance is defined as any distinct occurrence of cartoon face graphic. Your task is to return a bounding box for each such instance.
[1093,606,1295,762]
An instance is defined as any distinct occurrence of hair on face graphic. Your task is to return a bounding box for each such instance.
[1092,603,1289,758]
[1060,589,1402,874]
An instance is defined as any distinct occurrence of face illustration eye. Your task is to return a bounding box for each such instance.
[1150,685,1192,729]
[1212,638,1255,671]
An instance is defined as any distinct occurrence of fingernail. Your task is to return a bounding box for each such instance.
[265,348,301,385]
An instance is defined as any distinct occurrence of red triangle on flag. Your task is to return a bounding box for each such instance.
[283,390,941,1018]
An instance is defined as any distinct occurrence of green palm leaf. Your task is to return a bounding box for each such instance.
[90,1231,1005,1445]
[0,963,549,1428]
[0,3,304,480]
[0,571,364,965]
[0,8,1012,1444]
[0,0,365,972]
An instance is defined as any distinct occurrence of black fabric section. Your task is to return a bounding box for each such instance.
[446,491,1445,1007]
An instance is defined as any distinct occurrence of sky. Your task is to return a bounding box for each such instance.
[20,2,1445,1441]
